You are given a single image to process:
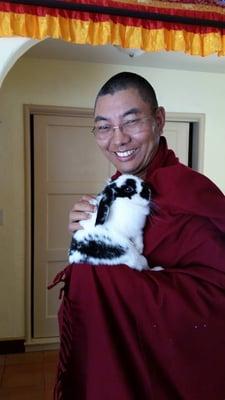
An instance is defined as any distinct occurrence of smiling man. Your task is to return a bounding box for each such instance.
[54,72,225,400]
[93,74,165,179]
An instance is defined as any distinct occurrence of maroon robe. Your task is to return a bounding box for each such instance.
[53,137,225,400]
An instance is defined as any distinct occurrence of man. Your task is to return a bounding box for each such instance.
[69,72,165,232]
[55,72,225,400]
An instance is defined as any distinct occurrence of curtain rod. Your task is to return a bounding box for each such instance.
[3,0,225,29]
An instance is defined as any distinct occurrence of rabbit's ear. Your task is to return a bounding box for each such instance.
[95,186,115,225]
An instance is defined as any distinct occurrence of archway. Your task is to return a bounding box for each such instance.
[0,36,40,87]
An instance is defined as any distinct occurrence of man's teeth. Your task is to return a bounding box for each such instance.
[115,149,135,157]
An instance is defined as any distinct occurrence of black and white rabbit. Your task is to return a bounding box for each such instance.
[68,174,151,271]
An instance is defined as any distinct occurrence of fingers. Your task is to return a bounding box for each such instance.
[68,195,97,233]
[68,220,82,233]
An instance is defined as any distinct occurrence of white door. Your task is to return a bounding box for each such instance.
[32,116,190,339]
[164,121,190,165]
[33,112,113,338]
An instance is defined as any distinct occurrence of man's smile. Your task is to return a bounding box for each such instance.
[114,149,137,158]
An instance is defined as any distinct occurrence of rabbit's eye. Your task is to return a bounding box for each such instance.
[124,187,134,193]
[121,179,136,196]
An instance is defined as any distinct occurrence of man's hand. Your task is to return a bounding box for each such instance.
[68,195,96,233]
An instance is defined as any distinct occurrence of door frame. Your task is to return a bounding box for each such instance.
[24,104,205,350]
[24,105,93,350]
[165,112,205,173]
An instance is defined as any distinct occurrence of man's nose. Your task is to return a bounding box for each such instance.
[111,126,130,145]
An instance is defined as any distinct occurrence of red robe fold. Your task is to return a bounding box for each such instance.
[54,137,225,400]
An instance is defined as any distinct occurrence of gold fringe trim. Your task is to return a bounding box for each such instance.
[0,11,225,56]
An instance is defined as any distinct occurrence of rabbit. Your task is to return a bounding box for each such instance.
[68,174,152,271]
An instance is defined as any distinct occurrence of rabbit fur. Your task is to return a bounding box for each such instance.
[68,174,152,271]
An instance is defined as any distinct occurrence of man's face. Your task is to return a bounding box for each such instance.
[94,88,165,178]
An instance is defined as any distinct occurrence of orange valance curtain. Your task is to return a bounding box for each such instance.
[1,0,225,56]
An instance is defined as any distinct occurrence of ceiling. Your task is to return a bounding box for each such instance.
[25,38,225,74]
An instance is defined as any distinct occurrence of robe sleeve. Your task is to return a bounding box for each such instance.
[55,261,225,400]
[55,204,225,400]
[145,211,225,279]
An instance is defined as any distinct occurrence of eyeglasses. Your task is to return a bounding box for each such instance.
[92,116,152,139]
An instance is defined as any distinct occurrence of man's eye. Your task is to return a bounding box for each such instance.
[97,125,111,132]
[124,118,140,127]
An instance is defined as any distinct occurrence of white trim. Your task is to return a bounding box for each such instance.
[25,337,59,352]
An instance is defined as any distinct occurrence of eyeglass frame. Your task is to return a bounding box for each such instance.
[91,116,154,139]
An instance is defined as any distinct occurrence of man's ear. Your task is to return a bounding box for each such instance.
[155,106,166,135]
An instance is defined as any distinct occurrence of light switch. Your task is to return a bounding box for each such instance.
[0,209,3,225]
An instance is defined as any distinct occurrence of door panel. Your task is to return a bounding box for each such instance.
[33,113,113,338]
[164,121,190,165]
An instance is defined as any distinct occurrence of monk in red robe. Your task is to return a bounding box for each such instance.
[53,72,225,400]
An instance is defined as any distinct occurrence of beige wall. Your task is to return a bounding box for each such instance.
[0,56,225,339]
